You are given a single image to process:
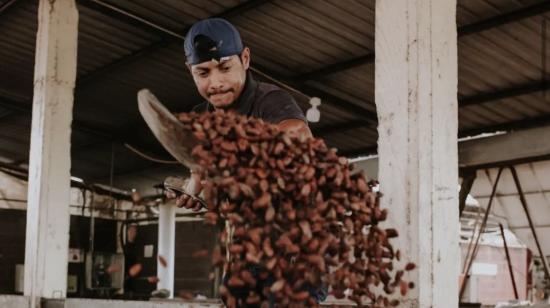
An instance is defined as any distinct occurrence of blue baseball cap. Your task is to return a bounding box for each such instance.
[184,18,244,65]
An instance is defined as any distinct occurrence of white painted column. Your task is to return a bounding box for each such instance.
[24,0,78,306]
[157,204,176,297]
[375,1,459,307]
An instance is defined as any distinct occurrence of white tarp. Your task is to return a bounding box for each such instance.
[470,160,550,258]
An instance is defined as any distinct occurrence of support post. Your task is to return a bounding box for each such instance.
[499,223,519,299]
[157,204,176,298]
[24,0,78,306]
[509,166,550,282]
[375,1,459,306]
[460,167,504,300]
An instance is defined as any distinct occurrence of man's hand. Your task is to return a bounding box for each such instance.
[277,119,312,138]
[164,173,205,211]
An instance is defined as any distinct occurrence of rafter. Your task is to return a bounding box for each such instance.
[76,0,270,88]
[0,0,24,18]
[294,1,550,80]
[460,81,549,107]
[294,54,374,81]
[458,1,550,37]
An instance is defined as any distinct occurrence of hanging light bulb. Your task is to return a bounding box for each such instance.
[306,97,321,123]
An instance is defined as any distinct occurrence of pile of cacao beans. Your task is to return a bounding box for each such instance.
[176,110,414,308]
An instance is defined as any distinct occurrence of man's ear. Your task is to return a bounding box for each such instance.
[186,63,192,73]
[241,47,251,70]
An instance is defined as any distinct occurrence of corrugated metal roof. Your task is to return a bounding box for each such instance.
[457,0,550,134]
[0,0,549,189]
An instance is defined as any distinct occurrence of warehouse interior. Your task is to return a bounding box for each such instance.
[1,0,550,307]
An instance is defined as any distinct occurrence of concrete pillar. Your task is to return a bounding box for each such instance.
[24,0,78,306]
[375,1,459,307]
[157,204,176,297]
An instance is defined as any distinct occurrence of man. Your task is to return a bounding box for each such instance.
[123,223,140,298]
[185,18,311,136]
[176,17,312,207]
[172,18,325,305]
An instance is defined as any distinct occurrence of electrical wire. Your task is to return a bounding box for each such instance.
[123,143,179,164]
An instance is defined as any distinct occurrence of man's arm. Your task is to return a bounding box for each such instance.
[260,89,312,138]
[278,118,312,138]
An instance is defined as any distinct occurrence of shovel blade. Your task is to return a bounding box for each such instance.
[137,89,200,170]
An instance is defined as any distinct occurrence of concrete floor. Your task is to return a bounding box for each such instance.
[0,295,362,307]
[0,296,223,308]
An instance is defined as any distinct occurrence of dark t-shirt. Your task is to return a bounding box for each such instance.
[191,72,306,124]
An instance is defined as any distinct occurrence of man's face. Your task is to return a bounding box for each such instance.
[189,48,250,109]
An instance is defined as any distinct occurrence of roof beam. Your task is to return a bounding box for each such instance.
[342,113,550,158]
[0,107,15,120]
[318,80,550,137]
[340,146,378,158]
[75,0,269,88]
[76,0,549,126]
[460,81,550,107]
[0,0,24,18]
[76,0,378,123]
[250,63,378,123]
[297,84,376,123]
[458,1,550,37]
[294,54,374,81]
[0,96,173,158]
[294,1,550,80]
[312,119,368,136]
[77,40,171,87]
[459,124,550,168]
[346,124,550,175]
[77,0,178,38]
[70,0,550,158]
[0,97,114,139]
[0,97,177,180]
[459,113,550,138]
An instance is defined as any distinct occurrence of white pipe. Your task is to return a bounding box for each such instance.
[157,203,176,297]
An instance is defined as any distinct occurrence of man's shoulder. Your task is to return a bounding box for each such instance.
[255,81,294,105]
[254,81,306,124]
